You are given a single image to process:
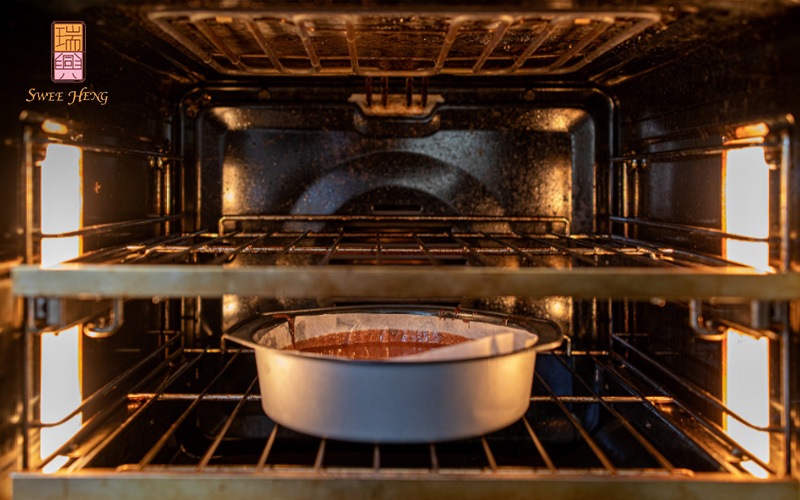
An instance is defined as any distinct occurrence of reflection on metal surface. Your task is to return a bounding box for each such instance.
[723,144,771,477]
[39,144,83,473]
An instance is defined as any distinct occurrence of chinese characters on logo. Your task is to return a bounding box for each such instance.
[52,22,85,82]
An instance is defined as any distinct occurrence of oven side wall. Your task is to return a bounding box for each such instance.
[605,5,800,477]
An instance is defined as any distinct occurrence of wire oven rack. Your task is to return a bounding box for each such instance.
[145,9,660,77]
[13,342,796,500]
[13,215,799,300]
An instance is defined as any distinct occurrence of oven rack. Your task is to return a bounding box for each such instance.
[14,348,795,500]
[146,10,660,78]
[12,218,800,301]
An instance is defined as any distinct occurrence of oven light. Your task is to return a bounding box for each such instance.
[723,146,770,271]
[41,119,68,135]
[722,145,770,475]
[39,143,83,473]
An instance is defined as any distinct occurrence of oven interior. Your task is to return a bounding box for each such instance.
[1,1,799,499]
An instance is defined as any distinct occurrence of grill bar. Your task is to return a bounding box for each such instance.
[257,424,279,471]
[66,348,210,472]
[35,351,780,481]
[591,355,745,476]
[35,334,181,428]
[318,229,344,266]
[551,353,676,472]
[480,231,553,267]
[534,371,617,473]
[522,416,556,473]
[38,214,184,239]
[148,11,659,77]
[38,348,184,471]
[126,393,674,404]
[612,334,783,433]
[55,226,751,269]
[556,233,677,268]
[137,349,243,469]
[196,376,259,470]
[606,352,775,475]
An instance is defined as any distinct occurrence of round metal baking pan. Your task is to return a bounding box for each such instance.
[224,305,562,443]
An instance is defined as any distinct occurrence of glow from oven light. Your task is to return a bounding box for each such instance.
[39,144,83,473]
[723,145,770,475]
[41,119,68,135]
[724,146,770,271]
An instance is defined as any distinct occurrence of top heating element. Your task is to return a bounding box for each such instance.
[145,9,660,76]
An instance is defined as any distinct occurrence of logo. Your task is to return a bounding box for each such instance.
[52,21,85,83]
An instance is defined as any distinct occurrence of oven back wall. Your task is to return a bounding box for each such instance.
[190,87,604,331]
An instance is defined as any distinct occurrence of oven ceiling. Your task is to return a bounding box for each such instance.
[144,9,660,77]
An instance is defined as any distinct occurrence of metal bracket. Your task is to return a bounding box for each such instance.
[689,299,727,341]
[349,93,443,117]
[84,299,125,338]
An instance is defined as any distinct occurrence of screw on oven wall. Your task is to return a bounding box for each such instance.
[258,89,271,101]
[523,90,536,101]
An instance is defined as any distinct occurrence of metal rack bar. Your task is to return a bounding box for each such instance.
[611,334,782,432]
[151,231,242,264]
[67,348,209,472]
[606,235,747,268]
[246,21,286,72]
[516,232,599,266]
[610,216,772,243]
[780,306,792,476]
[69,234,176,264]
[344,20,361,74]
[607,351,776,475]
[412,232,440,265]
[38,214,183,239]
[208,233,270,265]
[609,141,782,163]
[534,372,616,473]
[480,232,552,267]
[376,233,383,265]
[35,334,181,428]
[480,436,498,472]
[591,355,744,476]
[549,21,612,70]
[141,242,611,257]
[197,376,259,470]
[472,19,511,73]
[122,230,208,264]
[318,230,344,266]
[192,20,246,70]
[39,348,185,471]
[447,231,490,266]
[551,354,676,472]
[556,233,677,268]
[219,214,571,231]
[433,18,462,73]
[510,21,559,72]
[256,424,279,471]
[148,11,658,77]
[125,393,674,404]
[429,444,439,472]
[31,136,183,160]
[15,265,799,300]
[296,19,322,73]
[137,349,243,469]
[314,439,326,471]
[522,416,556,473]
[779,130,792,272]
